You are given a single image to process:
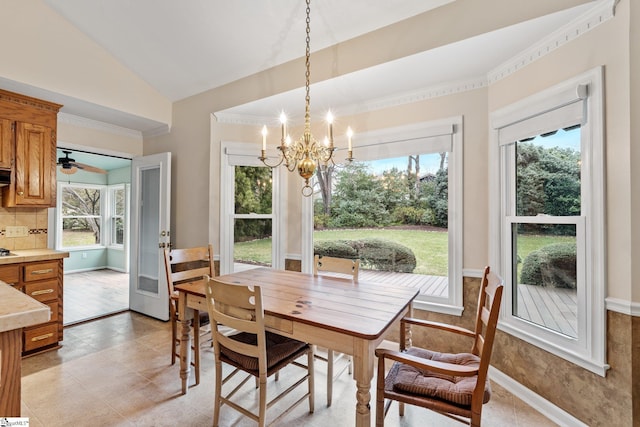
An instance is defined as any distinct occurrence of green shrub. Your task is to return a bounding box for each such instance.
[313,240,358,259]
[314,238,416,273]
[521,242,577,288]
[391,206,426,225]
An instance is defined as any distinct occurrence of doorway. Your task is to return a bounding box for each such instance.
[55,147,132,325]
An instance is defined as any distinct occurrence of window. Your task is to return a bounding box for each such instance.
[220,142,283,275]
[303,117,463,314]
[109,185,126,247]
[59,183,103,249]
[490,67,607,375]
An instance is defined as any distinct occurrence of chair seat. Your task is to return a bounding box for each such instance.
[221,331,309,374]
[387,347,491,407]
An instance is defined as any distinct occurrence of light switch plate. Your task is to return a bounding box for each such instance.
[6,225,29,238]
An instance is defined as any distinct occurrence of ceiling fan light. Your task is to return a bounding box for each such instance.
[60,166,78,175]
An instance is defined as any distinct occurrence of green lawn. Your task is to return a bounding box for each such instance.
[62,230,97,247]
[235,228,449,276]
[235,228,575,279]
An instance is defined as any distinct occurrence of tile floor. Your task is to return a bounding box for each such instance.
[20,312,558,426]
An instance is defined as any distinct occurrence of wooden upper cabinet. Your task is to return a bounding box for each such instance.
[0,118,14,169]
[0,90,61,207]
[14,122,54,206]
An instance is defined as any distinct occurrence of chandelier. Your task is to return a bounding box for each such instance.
[259,0,353,196]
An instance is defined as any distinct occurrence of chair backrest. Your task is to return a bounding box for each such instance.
[163,244,215,295]
[313,255,360,280]
[470,266,504,412]
[205,276,267,373]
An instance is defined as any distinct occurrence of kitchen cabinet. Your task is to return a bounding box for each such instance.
[0,256,65,356]
[0,89,61,207]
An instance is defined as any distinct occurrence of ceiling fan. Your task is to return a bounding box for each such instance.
[57,150,107,175]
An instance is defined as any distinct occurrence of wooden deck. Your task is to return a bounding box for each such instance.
[517,284,577,338]
[359,269,449,297]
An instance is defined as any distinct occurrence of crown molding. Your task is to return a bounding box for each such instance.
[488,0,616,84]
[58,112,143,139]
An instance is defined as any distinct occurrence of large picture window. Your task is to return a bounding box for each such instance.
[490,67,607,375]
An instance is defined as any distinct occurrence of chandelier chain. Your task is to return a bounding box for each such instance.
[304,0,311,131]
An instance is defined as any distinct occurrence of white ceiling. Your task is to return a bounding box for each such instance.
[38,0,595,130]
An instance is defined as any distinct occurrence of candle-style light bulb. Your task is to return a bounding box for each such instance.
[261,125,268,151]
[347,127,353,151]
[326,111,334,145]
[279,112,287,142]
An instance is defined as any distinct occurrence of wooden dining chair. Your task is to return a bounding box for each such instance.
[205,276,315,427]
[375,266,504,427]
[163,244,214,386]
[313,254,359,406]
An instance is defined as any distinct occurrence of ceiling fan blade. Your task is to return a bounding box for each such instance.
[73,162,107,174]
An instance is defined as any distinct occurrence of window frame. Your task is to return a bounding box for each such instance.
[57,182,106,250]
[490,67,608,376]
[302,116,464,315]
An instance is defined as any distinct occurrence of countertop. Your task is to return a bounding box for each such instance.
[0,282,50,332]
[0,248,69,265]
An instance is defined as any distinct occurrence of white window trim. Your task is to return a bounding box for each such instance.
[302,117,464,315]
[220,141,284,275]
[489,66,608,376]
[56,182,106,251]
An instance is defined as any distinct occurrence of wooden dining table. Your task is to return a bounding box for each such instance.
[175,267,418,427]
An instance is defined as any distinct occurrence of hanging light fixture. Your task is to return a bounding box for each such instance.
[259,0,354,196]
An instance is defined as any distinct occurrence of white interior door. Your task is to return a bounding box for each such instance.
[129,152,171,320]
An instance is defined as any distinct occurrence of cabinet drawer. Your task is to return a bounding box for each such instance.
[23,323,58,352]
[24,279,58,303]
[0,264,20,284]
[23,261,58,282]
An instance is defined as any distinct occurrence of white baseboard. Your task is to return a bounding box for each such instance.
[490,366,588,427]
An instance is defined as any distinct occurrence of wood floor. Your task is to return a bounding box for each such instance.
[63,269,129,326]
[517,283,577,337]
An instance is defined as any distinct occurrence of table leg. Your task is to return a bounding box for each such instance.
[178,292,192,395]
[353,339,374,427]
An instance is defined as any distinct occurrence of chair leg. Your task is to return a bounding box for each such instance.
[258,374,267,427]
[399,402,405,416]
[308,347,315,413]
[171,314,177,365]
[327,349,334,406]
[213,359,222,427]
[193,311,201,386]
[376,353,385,427]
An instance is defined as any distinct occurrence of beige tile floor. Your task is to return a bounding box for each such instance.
[20,312,558,426]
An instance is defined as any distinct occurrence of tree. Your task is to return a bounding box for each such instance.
[62,187,101,243]
[234,166,272,241]
[330,163,389,228]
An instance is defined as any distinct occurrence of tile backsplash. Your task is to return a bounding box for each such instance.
[0,207,49,250]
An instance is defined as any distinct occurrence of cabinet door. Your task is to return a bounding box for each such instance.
[14,122,54,206]
[0,119,13,169]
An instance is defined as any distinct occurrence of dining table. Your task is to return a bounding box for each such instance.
[175,266,418,427]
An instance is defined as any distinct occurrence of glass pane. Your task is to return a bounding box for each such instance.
[313,153,449,298]
[62,217,101,246]
[512,223,577,338]
[114,188,125,215]
[235,166,272,214]
[234,218,272,269]
[62,187,101,216]
[138,168,160,294]
[112,217,124,245]
[516,127,581,216]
